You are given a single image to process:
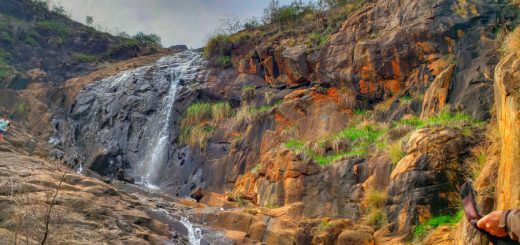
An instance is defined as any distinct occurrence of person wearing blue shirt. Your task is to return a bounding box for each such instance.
[0,115,12,142]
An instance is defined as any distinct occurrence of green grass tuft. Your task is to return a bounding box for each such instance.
[284,139,305,150]
[388,140,406,165]
[180,101,232,147]
[413,210,463,240]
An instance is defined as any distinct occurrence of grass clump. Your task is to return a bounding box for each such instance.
[36,20,71,38]
[180,101,232,147]
[284,139,305,150]
[413,210,463,240]
[364,189,387,229]
[284,124,386,165]
[233,100,283,127]
[242,84,256,92]
[396,110,480,129]
[387,140,406,165]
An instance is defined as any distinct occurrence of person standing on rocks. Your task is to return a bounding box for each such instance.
[478,210,520,242]
[0,115,13,142]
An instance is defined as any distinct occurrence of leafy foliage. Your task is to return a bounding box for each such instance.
[133,32,162,49]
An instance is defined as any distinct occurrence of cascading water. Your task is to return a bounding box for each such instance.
[179,216,203,245]
[136,51,204,189]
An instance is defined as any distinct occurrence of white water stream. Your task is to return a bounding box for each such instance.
[136,51,203,189]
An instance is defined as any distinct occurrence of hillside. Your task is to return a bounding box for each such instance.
[0,0,520,244]
[0,0,160,89]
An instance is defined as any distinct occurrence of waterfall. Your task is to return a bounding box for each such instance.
[179,216,203,245]
[136,51,203,189]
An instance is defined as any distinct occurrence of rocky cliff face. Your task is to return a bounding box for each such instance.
[1,0,520,244]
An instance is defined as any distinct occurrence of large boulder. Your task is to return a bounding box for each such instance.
[386,127,473,237]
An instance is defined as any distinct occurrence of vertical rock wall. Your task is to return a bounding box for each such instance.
[494,52,520,209]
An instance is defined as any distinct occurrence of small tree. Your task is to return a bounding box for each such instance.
[243,17,260,30]
[85,16,94,26]
[217,15,243,35]
[51,5,68,17]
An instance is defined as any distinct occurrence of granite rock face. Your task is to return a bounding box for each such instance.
[318,0,514,120]
[63,52,207,195]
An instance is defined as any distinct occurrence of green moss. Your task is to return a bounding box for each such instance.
[413,210,463,240]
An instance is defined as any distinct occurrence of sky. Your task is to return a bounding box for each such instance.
[48,0,297,48]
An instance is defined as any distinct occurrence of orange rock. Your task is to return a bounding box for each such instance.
[494,53,520,209]
[421,65,455,118]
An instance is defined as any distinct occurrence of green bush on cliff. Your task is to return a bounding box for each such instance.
[71,52,98,63]
[204,32,251,58]
[36,20,71,38]
[413,210,463,240]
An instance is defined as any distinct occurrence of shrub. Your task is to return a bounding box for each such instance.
[204,32,251,59]
[413,210,463,240]
[243,17,261,29]
[71,52,98,63]
[215,56,232,68]
[133,32,162,49]
[36,20,70,38]
[263,0,317,26]
[107,39,140,57]
[308,31,329,49]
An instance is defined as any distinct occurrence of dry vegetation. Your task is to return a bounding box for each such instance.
[6,172,67,244]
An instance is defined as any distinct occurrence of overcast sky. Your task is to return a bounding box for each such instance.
[48,0,297,48]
